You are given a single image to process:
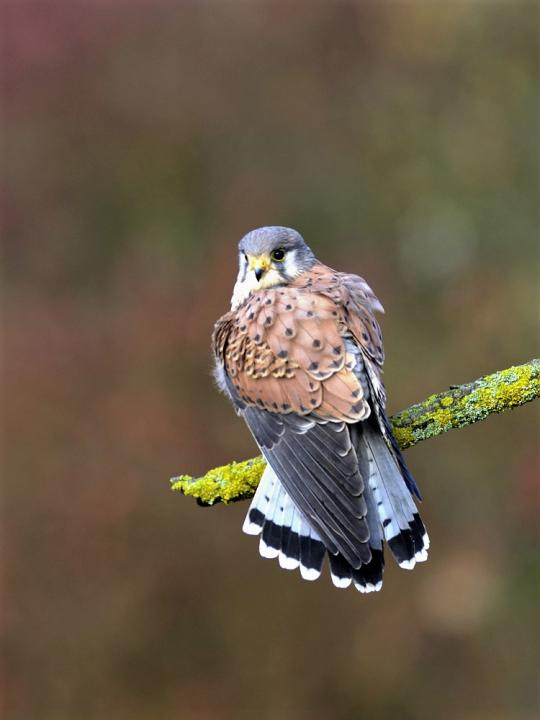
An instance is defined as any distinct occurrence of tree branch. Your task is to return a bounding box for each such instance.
[171,359,540,506]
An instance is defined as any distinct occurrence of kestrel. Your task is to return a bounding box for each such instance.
[213,226,428,592]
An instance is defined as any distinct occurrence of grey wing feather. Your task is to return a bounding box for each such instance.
[242,406,372,568]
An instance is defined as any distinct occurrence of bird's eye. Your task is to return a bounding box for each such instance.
[271,248,286,262]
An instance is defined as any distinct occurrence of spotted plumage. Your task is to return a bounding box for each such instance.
[213,226,428,592]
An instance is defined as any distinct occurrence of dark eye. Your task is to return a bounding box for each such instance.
[271,248,286,262]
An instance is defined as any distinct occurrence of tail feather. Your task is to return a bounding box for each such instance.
[281,512,301,570]
[351,476,385,592]
[242,422,428,592]
[299,514,326,581]
[328,552,353,588]
[278,497,300,569]
[245,465,326,579]
[352,549,384,593]
[360,423,429,569]
[259,474,283,559]
[242,463,276,535]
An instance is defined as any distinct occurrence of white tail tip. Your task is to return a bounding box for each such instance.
[259,538,279,559]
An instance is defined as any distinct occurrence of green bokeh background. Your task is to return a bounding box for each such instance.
[3,3,539,719]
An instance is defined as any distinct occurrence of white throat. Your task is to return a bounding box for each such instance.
[230,267,285,310]
[230,248,308,310]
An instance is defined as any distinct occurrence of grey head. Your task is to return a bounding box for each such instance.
[239,226,315,279]
[231,226,316,309]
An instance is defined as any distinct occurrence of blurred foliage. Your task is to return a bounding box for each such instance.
[2,3,539,720]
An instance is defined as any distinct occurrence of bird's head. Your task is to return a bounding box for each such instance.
[231,226,316,308]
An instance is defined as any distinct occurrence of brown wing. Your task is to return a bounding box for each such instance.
[291,263,388,411]
[292,263,385,366]
[213,279,371,423]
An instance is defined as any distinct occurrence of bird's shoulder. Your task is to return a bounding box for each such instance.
[291,263,385,366]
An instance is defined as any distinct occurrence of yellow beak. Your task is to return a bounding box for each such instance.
[248,255,271,281]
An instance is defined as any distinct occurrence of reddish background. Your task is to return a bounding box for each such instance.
[2,4,539,720]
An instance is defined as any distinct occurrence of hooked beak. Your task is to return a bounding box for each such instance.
[248,255,270,282]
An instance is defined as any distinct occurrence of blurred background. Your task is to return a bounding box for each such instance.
[2,3,539,719]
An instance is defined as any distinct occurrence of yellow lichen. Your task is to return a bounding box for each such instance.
[429,408,454,429]
[391,424,415,449]
[171,456,266,506]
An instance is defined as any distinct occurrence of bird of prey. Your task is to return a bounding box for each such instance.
[213,226,428,593]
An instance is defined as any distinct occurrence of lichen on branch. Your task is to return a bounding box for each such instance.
[171,359,539,506]
[172,456,266,506]
[391,359,540,449]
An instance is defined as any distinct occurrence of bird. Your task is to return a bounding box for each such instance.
[212,226,428,593]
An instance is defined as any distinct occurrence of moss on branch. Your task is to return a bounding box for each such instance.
[171,359,540,506]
